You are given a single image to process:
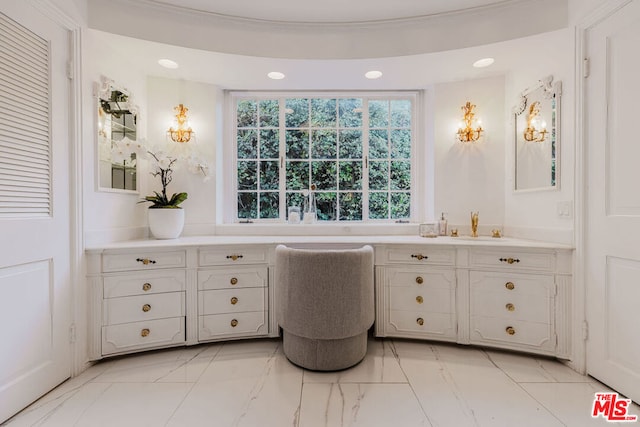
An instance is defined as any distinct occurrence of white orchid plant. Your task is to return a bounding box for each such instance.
[110,137,210,209]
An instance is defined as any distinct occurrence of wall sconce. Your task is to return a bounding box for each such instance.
[168,104,193,143]
[456,101,483,142]
[523,101,547,142]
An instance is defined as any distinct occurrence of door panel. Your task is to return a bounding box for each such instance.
[0,3,71,422]
[585,0,640,404]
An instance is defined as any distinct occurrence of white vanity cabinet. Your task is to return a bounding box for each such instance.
[87,236,572,361]
[197,246,269,341]
[86,244,272,360]
[464,248,572,358]
[376,243,572,358]
[469,270,556,354]
[375,245,458,341]
[87,249,187,359]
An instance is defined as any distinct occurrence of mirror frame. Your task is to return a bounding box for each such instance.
[95,75,139,193]
[513,75,561,192]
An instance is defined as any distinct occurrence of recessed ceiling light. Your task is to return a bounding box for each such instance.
[365,70,383,79]
[158,59,179,69]
[268,71,285,80]
[473,58,495,68]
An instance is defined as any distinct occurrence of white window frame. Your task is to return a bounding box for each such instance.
[222,90,426,225]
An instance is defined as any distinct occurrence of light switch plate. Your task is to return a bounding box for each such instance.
[557,201,573,218]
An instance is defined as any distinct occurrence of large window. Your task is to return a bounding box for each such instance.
[233,93,416,222]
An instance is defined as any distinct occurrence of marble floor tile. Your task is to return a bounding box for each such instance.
[299,383,430,427]
[521,381,640,427]
[82,383,192,426]
[303,339,407,384]
[485,349,590,383]
[3,383,112,427]
[394,341,563,427]
[167,345,303,427]
[5,338,637,427]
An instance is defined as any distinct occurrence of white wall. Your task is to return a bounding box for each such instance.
[432,76,506,234]
[82,29,149,245]
[502,29,574,244]
[146,77,220,235]
[81,29,576,244]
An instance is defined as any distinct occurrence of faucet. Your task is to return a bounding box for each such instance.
[471,211,479,237]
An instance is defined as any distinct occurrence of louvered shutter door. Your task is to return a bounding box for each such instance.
[0,12,50,217]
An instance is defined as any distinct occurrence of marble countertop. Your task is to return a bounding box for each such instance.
[85,234,574,252]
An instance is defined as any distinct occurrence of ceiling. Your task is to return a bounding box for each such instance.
[146,0,509,23]
[90,26,570,90]
[88,0,570,90]
[90,0,568,60]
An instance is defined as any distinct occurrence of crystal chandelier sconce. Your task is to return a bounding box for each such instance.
[168,104,193,143]
[523,101,548,142]
[456,101,483,143]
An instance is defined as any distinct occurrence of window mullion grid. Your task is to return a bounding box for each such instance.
[386,100,393,221]
[362,98,370,222]
[278,98,286,222]
[334,100,340,222]
[255,102,262,220]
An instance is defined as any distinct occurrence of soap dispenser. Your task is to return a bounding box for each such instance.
[438,212,448,236]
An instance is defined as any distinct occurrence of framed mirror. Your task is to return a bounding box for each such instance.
[96,76,138,192]
[514,76,561,191]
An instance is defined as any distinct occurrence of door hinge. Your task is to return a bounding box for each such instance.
[69,324,76,343]
[582,320,589,340]
[66,60,74,80]
[583,58,590,78]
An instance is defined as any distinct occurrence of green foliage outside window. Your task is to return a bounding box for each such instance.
[235,96,413,222]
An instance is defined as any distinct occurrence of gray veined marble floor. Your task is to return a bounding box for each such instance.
[3,338,638,427]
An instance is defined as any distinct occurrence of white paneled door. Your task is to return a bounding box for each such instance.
[585,0,640,404]
[0,2,72,422]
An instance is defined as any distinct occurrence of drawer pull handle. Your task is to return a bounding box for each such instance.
[499,257,520,265]
[230,297,238,305]
[230,319,238,327]
[505,282,515,290]
[226,254,244,261]
[142,304,151,312]
[416,296,424,304]
[142,283,152,292]
[141,328,150,337]
[506,326,516,335]
[411,254,428,261]
[416,317,424,326]
[505,303,515,312]
[415,276,424,284]
[136,258,156,265]
[230,277,238,285]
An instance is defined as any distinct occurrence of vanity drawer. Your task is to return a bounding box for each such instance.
[469,250,556,271]
[470,291,552,323]
[102,317,185,355]
[378,246,456,266]
[389,287,453,314]
[470,316,554,352]
[198,266,268,290]
[199,311,268,340]
[387,268,455,289]
[199,288,266,315]
[470,271,554,298]
[199,246,268,266]
[103,269,186,298]
[102,250,186,272]
[103,292,185,325]
[388,310,456,339]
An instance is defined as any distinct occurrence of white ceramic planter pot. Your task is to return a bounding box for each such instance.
[148,208,185,239]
